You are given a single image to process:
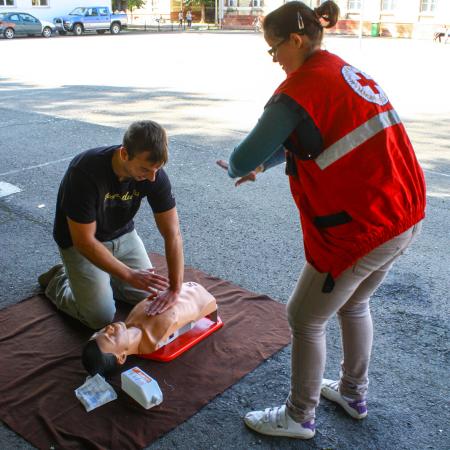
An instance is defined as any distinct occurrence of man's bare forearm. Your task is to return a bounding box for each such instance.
[164,232,184,293]
[74,238,131,282]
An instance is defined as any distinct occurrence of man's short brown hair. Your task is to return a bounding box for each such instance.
[123,120,168,165]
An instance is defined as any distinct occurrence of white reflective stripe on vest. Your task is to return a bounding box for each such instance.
[315,109,401,170]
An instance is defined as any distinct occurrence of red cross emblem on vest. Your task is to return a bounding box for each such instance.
[355,72,380,94]
[341,65,389,106]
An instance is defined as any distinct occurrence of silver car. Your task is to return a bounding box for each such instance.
[0,11,56,39]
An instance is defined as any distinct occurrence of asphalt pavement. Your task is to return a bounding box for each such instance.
[0,31,449,449]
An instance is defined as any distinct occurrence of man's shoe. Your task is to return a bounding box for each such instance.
[244,405,315,439]
[321,379,368,419]
[38,264,63,289]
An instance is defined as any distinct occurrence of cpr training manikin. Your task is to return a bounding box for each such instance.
[92,281,218,358]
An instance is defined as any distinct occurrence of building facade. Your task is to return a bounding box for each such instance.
[222,0,450,38]
[331,0,450,38]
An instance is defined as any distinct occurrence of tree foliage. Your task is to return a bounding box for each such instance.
[185,0,214,6]
[127,0,146,12]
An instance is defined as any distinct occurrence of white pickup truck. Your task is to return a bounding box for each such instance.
[53,6,127,36]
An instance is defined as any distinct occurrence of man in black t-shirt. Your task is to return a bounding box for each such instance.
[39,121,184,329]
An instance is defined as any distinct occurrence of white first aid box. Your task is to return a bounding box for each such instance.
[121,367,163,409]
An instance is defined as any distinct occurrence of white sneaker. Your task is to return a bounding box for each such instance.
[244,405,315,439]
[321,379,368,419]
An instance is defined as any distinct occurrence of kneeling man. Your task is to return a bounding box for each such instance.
[39,120,183,329]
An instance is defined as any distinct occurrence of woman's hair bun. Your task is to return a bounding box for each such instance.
[314,0,340,29]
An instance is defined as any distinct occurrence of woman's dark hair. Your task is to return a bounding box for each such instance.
[122,120,168,165]
[263,1,339,47]
[82,339,119,377]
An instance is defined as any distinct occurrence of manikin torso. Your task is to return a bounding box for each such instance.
[125,282,217,354]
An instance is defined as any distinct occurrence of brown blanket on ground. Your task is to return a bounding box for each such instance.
[0,254,291,450]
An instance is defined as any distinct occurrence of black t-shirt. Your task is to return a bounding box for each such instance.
[53,145,176,249]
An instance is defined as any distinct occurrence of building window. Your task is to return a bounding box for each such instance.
[0,0,15,6]
[420,0,436,13]
[32,0,48,5]
[347,0,361,10]
[382,0,395,11]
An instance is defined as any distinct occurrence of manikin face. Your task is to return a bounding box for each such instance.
[120,147,163,182]
[92,321,129,359]
[264,31,304,75]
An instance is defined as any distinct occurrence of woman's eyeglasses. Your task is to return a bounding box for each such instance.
[267,37,288,57]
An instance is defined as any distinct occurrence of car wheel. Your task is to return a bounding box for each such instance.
[42,26,52,38]
[110,23,121,34]
[96,30,106,34]
[73,24,83,36]
[4,27,14,39]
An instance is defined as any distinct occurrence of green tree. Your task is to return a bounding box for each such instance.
[127,0,146,12]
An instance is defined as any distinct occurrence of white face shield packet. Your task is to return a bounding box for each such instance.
[75,374,117,412]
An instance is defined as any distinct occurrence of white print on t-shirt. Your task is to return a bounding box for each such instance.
[341,65,389,106]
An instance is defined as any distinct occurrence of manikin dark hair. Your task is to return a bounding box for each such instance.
[122,120,168,165]
[263,1,340,48]
[81,339,119,377]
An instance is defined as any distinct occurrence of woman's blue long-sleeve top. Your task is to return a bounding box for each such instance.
[227,102,301,178]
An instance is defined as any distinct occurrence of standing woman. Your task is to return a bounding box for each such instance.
[217,0,425,440]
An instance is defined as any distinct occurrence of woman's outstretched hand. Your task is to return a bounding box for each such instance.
[216,159,261,187]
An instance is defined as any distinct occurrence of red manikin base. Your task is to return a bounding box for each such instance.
[139,316,224,362]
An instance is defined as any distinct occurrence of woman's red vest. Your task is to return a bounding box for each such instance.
[269,50,426,287]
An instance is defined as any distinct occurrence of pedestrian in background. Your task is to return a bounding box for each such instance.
[178,11,184,29]
[433,24,448,43]
[217,0,425,440]
[186,10,192,28]
[253,15,262,32]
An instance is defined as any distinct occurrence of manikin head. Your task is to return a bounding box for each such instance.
[263,1,339,75]
[82,321,140,377]
[115,120,168,182]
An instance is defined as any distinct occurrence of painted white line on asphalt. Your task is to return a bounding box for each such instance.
[0,156,448,180]
[424,169,450,178]
[0,156,73,177]
[0,181,21,198]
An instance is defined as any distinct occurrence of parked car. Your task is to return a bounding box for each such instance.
[53,6,127,36]
[0,12,55,39]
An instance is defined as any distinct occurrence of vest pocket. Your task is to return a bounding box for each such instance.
[314,211,352,228]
